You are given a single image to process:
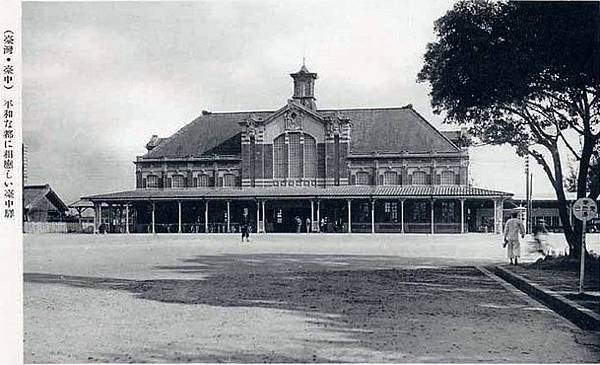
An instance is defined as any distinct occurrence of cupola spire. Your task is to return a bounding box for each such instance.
[290,61,318,110]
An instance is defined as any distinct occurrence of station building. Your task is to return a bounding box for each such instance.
[83,64,512,234]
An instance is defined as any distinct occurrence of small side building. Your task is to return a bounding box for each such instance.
[23,184,68,222]
[23,184,69,233]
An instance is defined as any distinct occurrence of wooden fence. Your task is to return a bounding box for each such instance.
[23,222,69,234]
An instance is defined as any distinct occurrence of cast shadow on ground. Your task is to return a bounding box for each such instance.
[24,254,522,362]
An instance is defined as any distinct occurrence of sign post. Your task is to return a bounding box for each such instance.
[572,198,598,294]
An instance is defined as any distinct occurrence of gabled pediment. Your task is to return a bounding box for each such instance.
[250,100,325,128]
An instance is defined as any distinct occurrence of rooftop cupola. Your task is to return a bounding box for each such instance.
[290,60,318,110]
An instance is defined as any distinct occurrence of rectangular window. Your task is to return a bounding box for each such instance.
[274,136,287,178]
[412,171,427,185]
[146,175,158,189]
[223,174,236,187]
[383,171,398,185]
[439,201,456,223]
[304,135,317,178]
[171,175,185,188]
[441,171,456,185]
[410,201,429,222]
[289,133,302,178]
[356,172,369,185]
[197,174,210,187]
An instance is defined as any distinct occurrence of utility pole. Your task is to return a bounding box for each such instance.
[525,156,530,234]
[22,143,28,186]
[528,172,533,234]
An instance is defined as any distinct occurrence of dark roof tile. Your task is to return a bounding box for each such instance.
[140,106,459,159]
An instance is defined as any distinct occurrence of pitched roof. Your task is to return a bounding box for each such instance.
[322,107,459,154]
[140,106,459,160]
[83,185,512,202]
[24,184,69,212]
[142,111,272,159]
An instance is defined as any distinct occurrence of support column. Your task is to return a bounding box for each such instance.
[93,202,99,234]
[204,201,208,233]
[316,200,321,232]
[400,199,405,234]
[108,204,113,233]
[261,200,266,233]
[493,199,498,234]
[430,199,435,234]
[460,199,465,234]
[256,200,260,233]
[347,199,352,233]
[151,202,156,234]
[311,200,315,232]
[495,199,504,234]
[371,199,375,234]
[178,201,182,233]
[125,203,130,234]
[99,204,103,234]
[77,209,83,232]
[226,201,231,233]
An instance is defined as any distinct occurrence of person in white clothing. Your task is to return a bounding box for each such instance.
[503,212,525,265]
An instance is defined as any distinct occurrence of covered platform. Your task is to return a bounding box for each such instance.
[82,185,512,234]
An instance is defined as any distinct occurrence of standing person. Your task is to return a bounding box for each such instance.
[503,211,525,265]
[295,216,302,233]
[305,217,311,233]
[241,208,251,243]
[531,220,549,256]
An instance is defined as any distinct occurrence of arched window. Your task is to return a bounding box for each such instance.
[273,134,287,179]
[383,171,398,185]
[273,132,317,180]
[441,171,456,185]
[304,134,317,178]
[171,174,185,188]
[146,174,158,189]
[412,171,427,185]
[197,174,210,187]
[223,174,236,187]
[356,172,369,185]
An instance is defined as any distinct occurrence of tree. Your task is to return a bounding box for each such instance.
[418,1,600,259]
[565,147,599,194]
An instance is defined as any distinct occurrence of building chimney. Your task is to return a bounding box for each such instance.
[145,135,161,152]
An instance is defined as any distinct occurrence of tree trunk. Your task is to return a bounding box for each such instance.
[571,134,596,259]
[544,144,580,258]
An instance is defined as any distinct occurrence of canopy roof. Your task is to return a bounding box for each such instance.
[84,185,512,202]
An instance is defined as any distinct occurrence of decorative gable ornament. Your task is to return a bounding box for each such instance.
[325,112,352,138]
[284,110,303,131]
[243,114,263,138]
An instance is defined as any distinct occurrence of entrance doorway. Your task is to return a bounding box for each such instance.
[266,200,311,233]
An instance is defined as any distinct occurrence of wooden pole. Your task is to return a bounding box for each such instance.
[151,202,156,234]
[226,201,231,233]
[125,203,130,234]
[178,201,182,233]
[430,199,435,234]
[400,200,405,234]
[460,199,465,234]
[371,199,375,234]
[347,199,352,233]
[204,201,209,233]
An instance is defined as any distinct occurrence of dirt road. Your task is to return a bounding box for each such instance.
[23,234,600,363]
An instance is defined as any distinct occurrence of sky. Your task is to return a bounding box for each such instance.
[22,0,558,204]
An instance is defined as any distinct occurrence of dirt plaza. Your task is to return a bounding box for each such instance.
[24,233,600,363]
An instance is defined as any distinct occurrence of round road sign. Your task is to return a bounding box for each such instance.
[572,198,598,222]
